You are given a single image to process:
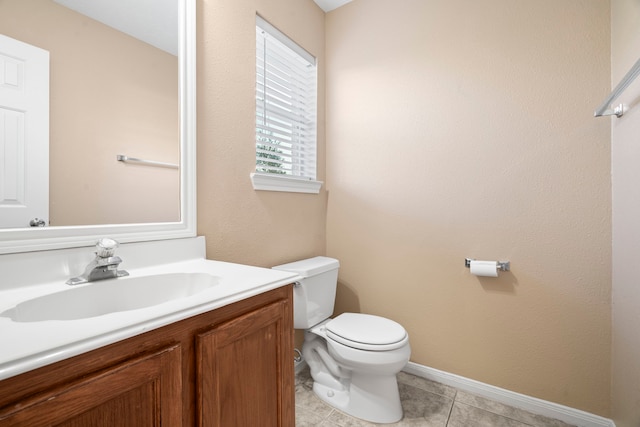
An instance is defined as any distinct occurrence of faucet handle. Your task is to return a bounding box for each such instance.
[96,238,119,258]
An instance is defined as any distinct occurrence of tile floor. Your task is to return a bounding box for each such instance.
[295,366,577,427]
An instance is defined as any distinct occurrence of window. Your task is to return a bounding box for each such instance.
[251,16,321,194]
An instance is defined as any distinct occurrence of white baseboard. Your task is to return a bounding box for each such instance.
[403,362,615,427]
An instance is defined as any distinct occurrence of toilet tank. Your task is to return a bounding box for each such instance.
[273,256,340,329]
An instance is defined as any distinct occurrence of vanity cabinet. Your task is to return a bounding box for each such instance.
[0,345,182,426]
[197,298,292,426]
[0,285,294,427]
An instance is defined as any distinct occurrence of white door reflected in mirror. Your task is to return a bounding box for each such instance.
[0,34,49,228]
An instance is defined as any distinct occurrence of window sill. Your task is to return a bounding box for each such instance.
[250,172,323,194]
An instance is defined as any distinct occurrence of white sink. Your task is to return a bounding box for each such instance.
[2,273,219,322]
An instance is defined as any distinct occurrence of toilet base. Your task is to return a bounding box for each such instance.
[312,371,403,424]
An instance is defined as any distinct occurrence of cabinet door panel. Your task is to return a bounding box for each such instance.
[0,345,181,427]
[197,300,292,427]
[56,383,157,427]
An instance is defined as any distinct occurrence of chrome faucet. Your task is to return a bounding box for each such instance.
[66,238,129,285]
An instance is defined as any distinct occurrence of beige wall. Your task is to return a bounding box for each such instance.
[0,0,179,226]
[196,0,326,267]
[325,0,611,416]
[611,0,640,425]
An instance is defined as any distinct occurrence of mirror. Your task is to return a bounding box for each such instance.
[0,0,196,254]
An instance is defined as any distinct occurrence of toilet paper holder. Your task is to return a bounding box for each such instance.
[465,258,510,272]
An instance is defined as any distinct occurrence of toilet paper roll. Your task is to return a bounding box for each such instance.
[469,260,499,277]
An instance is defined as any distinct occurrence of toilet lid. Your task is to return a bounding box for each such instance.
[326,313,408,351]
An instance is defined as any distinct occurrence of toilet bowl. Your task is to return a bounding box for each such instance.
[304,314,411,423]
[273,257,411,424]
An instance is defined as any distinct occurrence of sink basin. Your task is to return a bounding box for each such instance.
[2,273,219,322]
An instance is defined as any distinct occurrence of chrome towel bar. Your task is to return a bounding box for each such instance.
[116,154,179,169]
[594,57,640,118]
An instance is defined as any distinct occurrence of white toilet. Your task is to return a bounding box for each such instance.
[273,256,411,424]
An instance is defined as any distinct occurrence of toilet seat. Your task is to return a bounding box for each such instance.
[326,313,408,351]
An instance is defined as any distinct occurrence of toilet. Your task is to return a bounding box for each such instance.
[273,256,411,424]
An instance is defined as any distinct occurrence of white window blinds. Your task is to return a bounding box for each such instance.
[255,16,317,181]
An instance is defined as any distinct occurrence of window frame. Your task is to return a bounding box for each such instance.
[251,16,322,194]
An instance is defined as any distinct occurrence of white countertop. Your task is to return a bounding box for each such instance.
[0,237,300,381]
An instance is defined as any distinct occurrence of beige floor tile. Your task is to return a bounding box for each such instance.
[447,402,532,427]
[318,421,348,427]
[397,371,458,399]
[295,367,577,427]
[396,382,453,426]
[297,405,330,427]
[296,383,335,420]
[327,410,377,426]
[455,390,576,427]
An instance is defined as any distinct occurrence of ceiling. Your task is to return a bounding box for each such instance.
[53,0,178,56]
[313,0,353,12]
[51,0,349,55]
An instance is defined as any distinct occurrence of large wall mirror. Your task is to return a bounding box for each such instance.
[0,0,196,254]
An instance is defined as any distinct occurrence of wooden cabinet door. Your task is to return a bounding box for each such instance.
[0,345,182,427]
[197,300,294,427]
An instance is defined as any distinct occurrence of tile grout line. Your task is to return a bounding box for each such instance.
[449,385,542,427]
[452,400,541,427]
[296,367,579,427]
[445,388,457,426]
